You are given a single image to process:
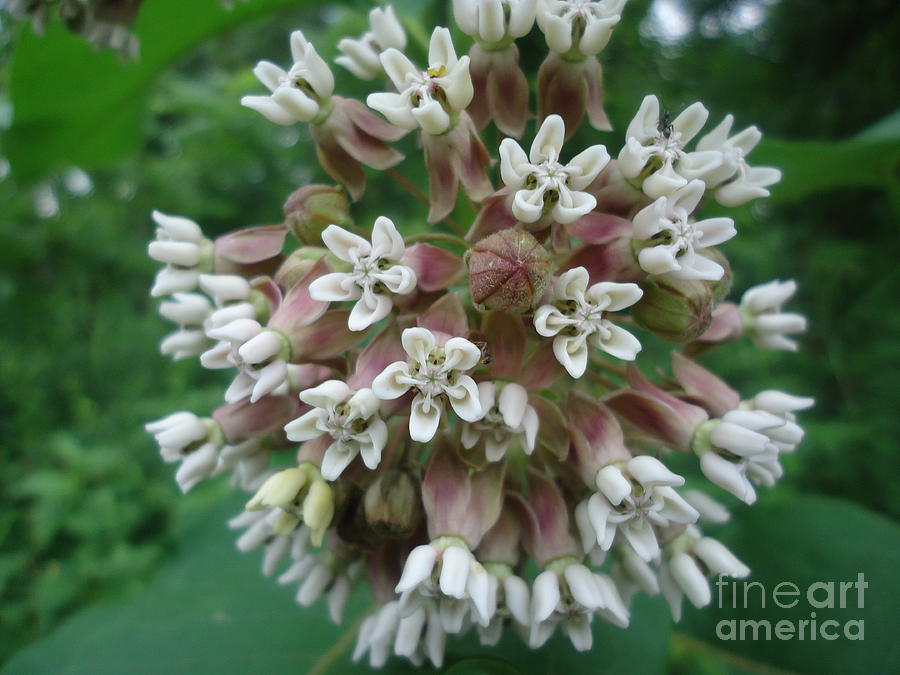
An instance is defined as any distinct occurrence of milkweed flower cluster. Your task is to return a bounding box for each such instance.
[145,3,812,668]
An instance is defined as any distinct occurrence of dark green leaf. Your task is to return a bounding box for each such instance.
[676,493,900,674]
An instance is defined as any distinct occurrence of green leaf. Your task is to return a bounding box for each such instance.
[3,493,672,674]
[675,493,900,674]
[3,0,316,182]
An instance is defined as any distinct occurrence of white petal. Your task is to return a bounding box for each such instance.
[309,272,361,303]
[410,394,443,442]
[594,322,642,361]
[372,361,413,400]
[321,441,358,481]
[530,114,565,163]
[396,545,438,593]
[669,553,711,608]
[531,570,560,623]
[498,382,528,429]
[439,546,472,599]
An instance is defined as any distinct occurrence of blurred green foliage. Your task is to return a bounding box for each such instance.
[0,0,897,670]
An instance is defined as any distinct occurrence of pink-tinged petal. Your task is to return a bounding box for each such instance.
[560,240,644,285]
[482,311,526,380]
[583,56,612,132]
[213,395,299,443]
[485,47,530,138]
[476,499,523,567]
[627,363,710,432]
[467,45,493,131]
[693,303,743,345]
[517,339,564,391]
[214,225,287,272]
[530,396,569,461]
[671,352,740,417]
[537,54,587,140]
[341,96,408,142]
[467,189,519,242]
[333,120,405,172]
[450,115,493,203]
[418,292,469,337]
[604,390,699,452]
[510,470,579,567]
[250,276,283,314]
[566,392,631,485]
[269,258,330,335]
[287,310,361,361]
[462,461,506,548]
[404,244,463,292]
[422,436,473,541]
[350,323,408,389]
[422,134,461,224]
[566,212,632,245]
[310,125,367,201]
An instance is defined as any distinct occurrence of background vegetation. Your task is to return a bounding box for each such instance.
[0,0,897,672]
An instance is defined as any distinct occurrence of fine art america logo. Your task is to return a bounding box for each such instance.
[715,574,867,641]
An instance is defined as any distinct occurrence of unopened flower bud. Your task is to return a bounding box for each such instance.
[363,469,423,540]
[466,229,553,313]
[631,276,713,343]
[303,479,335,547]
[284,184,351,245]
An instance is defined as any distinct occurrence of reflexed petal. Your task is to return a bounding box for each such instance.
[396,544,438,593]
[439,546,471,598]
[241,95,297,126]
[498,382,528,429]
[366,91,418,130]
[531,570,560,623]
[410,394,443,442]
[271,87,319,123]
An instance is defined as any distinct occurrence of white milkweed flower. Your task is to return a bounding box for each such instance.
[283,380,388,481]
[461,381,539,462]
[372,327,483,442]
[198,274,259,332]
[336,5,407,80]
[499,114,610,224]
[696,114,782,206]
[454,0,538,44]
[228,509,302,576]
[216,438,272,492]
[394,540,496,634]
[309,217,417,331]
[476,567,531,645]
[534,267,643,378]
[241,30,335,125]
[740,279,808,352]
[581,456,699,562]
[148,210,212,297]
[618,95,722,199]
[204,319,290,403]
[659,526,749,621]
[353,601,447,669]
[145,411,222,493]
[278,537,362,624]
[158,292,212,360]
[367,26,474,135]
[536,0,626,57]
[744,390,815,426]
[632,179,737,280]
[694,408,797,505]
[530,563,629,651]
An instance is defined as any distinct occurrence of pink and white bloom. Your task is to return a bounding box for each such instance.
[740,279,808,352]
[534,267,643,378]
[148,210,212,297]
[536,0,626,57]
[696,114,782,206]
[632,179,736,280]
[241,30,334,125]
[461,381,539,461]
[283,380,388,481]
[205,319,291,403]
[336,5,407,81]
[581,456,699,562]
[499,114,610,224]
[368,27,473,136]
[309,217,416,331]
[372,327,482,442]
[618,95,722,199]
